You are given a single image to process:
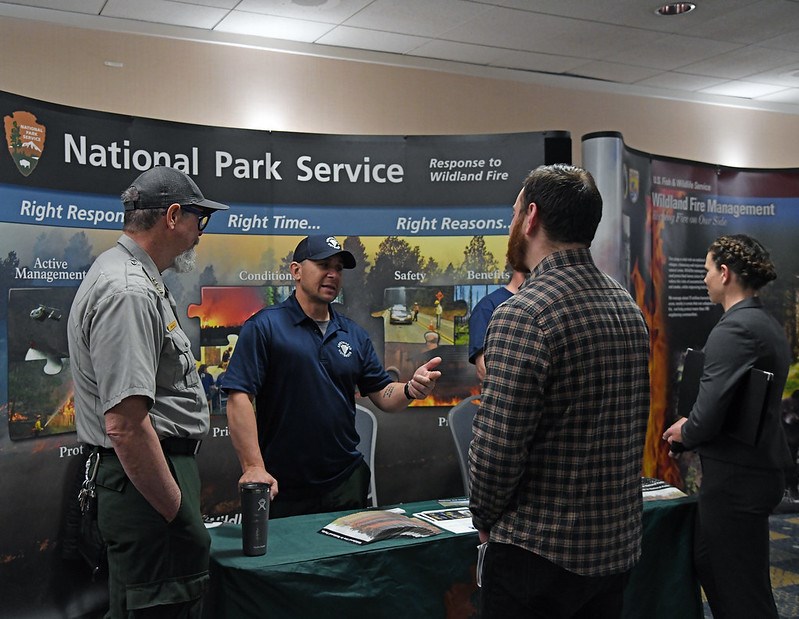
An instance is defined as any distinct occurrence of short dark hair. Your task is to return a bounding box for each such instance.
[520,164,602,245]
[708,234,777,290]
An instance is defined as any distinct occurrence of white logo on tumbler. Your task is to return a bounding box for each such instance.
[257,498,268,511]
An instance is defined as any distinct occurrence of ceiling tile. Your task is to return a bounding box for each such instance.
[567,61,662,84]
[103,0,228,28]
[5,0,105,12]
[489,50,587,74]
[177,0,239,8]
[459,0,755,32]
[755,88,799,103]
[407,40,510,65]
[700,80,789,98]
[605,34,741,71]
[234,0,372,23]
[675,0,799,44]
[743,62,799,88]
[635,72,727,92]
[316,26,429,55]
[443,7,653,58]
[215,10,335,41]
[344,0,491,37]
[759,29,799,53]
[678,46,799,80]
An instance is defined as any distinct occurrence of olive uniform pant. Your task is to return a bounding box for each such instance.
[96,453,210,618]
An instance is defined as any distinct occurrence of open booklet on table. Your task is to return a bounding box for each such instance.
[319,509,444,545]
[319,500,478,544]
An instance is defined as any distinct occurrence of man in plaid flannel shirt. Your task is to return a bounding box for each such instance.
[469,164,650,618]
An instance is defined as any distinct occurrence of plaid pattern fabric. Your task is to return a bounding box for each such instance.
[469,248,650,576]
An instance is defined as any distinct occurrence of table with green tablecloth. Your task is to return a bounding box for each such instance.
[205,497,700,619]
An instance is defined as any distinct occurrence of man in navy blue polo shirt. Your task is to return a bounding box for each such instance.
[222,235,442,518]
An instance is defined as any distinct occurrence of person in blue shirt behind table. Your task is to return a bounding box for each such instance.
[467,268,527,383]
[221,234,442,518]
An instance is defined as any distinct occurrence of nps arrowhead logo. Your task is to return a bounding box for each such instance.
[4,110,46,177]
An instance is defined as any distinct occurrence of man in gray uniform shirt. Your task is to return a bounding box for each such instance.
[68,166,228,617]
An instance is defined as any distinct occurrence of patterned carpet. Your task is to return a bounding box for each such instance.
[770,511,799,619]
[702,504,799,619]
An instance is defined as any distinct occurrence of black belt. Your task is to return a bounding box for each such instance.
[94,437,201,457]
[161,437,202,455]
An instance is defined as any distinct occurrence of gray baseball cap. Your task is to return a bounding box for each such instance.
[122,166,229,212]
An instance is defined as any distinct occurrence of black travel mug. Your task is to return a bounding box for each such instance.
[240,482,270,556]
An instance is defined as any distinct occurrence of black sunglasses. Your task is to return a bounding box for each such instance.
[181,205,211,231]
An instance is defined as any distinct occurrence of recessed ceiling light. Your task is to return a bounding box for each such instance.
[104,61,124,68]
[654,3,697,16]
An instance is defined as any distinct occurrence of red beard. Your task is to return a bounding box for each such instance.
[506,216,527,273]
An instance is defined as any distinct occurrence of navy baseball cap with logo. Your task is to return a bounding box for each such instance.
[122,166,229,212]
[292,235,356,269]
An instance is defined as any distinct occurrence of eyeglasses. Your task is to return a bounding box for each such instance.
[181,205,211,231]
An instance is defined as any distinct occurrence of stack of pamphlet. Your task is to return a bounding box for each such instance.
[412,507,476,534]
[641,477,687,501]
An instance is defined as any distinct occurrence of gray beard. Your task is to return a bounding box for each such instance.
[171,246,197,273]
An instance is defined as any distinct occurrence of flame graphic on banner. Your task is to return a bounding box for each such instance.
[407,387,480,408]
[188,287,268,327]
[634,200,683,487]
[47,395,76,429]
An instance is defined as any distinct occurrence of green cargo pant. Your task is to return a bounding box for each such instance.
[96,452,210,618]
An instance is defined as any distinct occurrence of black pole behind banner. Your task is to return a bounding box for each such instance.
[544,131,572,165]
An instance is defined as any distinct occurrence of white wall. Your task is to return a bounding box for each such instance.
[2,16,799,170]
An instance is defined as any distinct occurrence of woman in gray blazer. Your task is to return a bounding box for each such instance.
[663,234,793,619]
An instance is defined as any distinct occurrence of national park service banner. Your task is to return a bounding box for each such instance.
[0,89,570,616]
